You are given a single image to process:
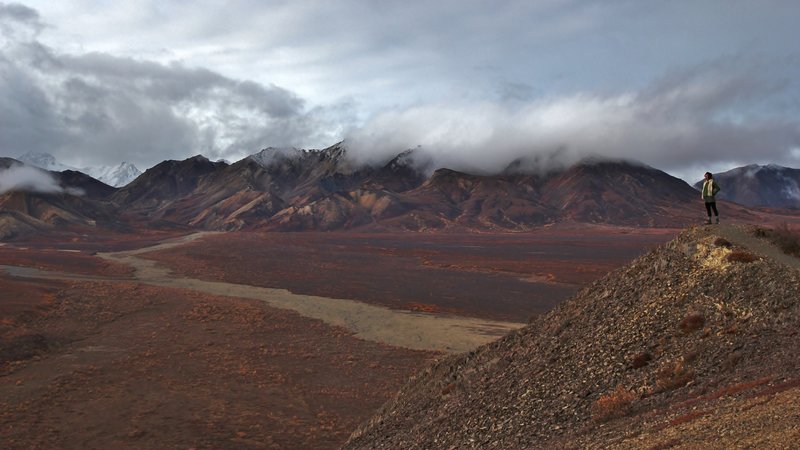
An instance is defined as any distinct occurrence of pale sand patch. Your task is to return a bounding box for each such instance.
[3,232,524,353]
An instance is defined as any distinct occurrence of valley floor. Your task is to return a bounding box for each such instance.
[0,226,675,448]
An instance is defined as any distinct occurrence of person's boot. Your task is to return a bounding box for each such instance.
[715,217,719,224]
[706,217,712,224]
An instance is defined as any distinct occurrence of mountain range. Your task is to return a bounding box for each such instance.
[694,164,800,209]
[1,144,798,239]
[15,152,142,188]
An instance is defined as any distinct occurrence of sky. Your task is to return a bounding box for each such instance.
[1,0,799,182]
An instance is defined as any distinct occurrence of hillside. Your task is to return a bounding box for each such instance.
[0,191,124,238]
[344,224,800,448]
[694,165,800,208]
[110,146,726,231]
[4,147,796,238]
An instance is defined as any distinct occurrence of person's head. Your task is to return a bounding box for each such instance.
[704,172,713,180]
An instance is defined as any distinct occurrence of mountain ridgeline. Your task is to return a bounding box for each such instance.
[103,144,707,231]
[694,164,800,209]
[0,144,791,238]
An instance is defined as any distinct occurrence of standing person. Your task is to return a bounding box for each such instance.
[701,172,721,224]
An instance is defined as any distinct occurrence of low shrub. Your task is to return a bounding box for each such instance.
[679,313,705,333]
[726,251,758,263]
[592,385,635,422]
[771,222,800,257]
[752,223,800,257]
[630,351,653,369]
[713,237,732,248]
[656,360,695,392]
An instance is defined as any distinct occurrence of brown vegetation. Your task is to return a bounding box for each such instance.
[713,237,732,248]
[0,279,436,449]
[755,222,800,257]
[679,312,705,333]
[139,229,673,322]
[655,359,695,392]
[631,351,653,369]
[592,385,636,422]
[726,250,759,263]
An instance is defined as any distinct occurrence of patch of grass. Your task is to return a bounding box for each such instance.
[726,250,758,263]
[592,385,635,422]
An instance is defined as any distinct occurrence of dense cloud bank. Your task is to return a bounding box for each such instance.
[2,2,800,180]
[0,2,336,168]
[345,61,800,177]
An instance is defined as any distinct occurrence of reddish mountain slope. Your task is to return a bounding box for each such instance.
[694,164,800,209]
[109,146,714,231]
[5,147,792,237]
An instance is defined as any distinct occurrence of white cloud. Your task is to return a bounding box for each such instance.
[345,63,800,177]
[0,165,63,194]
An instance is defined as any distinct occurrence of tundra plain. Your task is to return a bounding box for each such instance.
[1,226,674,448]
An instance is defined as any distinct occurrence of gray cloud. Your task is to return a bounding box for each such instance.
[345,58,800,180]
[0,165,63,194]
[3,1,800,180]
[0,3,338,168]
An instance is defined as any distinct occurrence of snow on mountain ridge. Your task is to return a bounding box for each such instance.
[247,147,303,168]
[14,152,141,187]
[86,162,142,187]
[16,152,74,172]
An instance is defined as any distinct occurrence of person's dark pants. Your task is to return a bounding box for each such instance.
[705,202,718,217]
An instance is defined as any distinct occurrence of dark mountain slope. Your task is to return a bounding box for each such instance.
[108,149,765,231]
[0,161,123,238]
[695,164,800,208]
[0,191,124,237]
[545,160,701,226]
[55,170,117,200]
[0,157,22,170]
[111,155,228,208]
[345,225,800,448]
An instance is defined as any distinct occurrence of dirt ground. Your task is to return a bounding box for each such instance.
[0,275,436,449]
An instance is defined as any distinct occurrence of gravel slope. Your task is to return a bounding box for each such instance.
[344,224,800,448]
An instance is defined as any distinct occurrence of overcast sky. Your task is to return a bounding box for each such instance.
[1,1,799,181]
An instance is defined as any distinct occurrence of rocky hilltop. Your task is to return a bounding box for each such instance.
[344,224,800,449]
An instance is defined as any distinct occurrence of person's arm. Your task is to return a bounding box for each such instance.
[712,181,721,195]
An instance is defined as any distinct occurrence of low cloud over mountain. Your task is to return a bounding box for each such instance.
[2,2,799,182]
[0,164,65,195]
[345,60,800,178]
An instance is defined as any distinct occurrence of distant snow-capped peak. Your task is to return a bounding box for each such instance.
[16,152,74,172]
[14,152,141,187]
[85,162,142,187]
[247,147,303,167]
